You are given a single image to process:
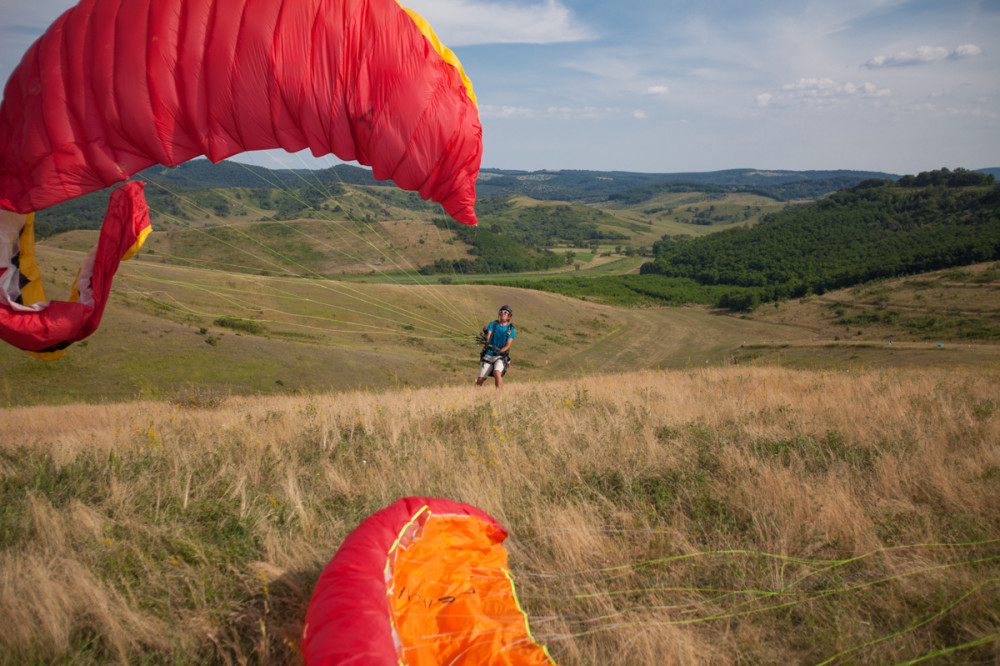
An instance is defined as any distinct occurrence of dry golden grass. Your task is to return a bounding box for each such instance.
[1,366,998,664]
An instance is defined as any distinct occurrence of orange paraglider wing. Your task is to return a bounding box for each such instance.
[302,497,558,665]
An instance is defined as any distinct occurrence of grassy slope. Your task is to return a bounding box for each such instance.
[1,367,997,664]
[4,239,999,406]
[741,262,1000,367]
[0,245,802,405]
[591,190,787,245]
[45,215,476,278]
[488,191,789,250]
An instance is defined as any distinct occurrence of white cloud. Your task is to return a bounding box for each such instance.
[864,44,983,69]
[782,77,890,98]
[954,44,983,59]
[403,0,596,46]
[644,85,669,96]
[632,109,648,119]
[758,77,891,109]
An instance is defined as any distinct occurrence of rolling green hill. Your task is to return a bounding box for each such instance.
[641,169,999,305]
[31,165,1000,300]
[32,168,787,280]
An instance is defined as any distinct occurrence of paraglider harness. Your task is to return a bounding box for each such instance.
[476,322,514,377]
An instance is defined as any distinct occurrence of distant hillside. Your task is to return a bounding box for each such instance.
[475,168,897,201]
[641,168,999,307]
[486,169,999,313]
[603,176,875,205]
[137,161,996,196]
[33,162,994,281]
[138,159,386,189]
[33,163,435,237]
[34,161,893,239]
[475,198,637,244]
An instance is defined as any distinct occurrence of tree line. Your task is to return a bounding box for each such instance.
[636,169,999,309]
[475,198,634,245]
[419,223,564,275]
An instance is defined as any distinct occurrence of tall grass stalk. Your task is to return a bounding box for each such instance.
[1,366,998,664]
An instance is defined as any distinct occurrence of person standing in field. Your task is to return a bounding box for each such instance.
[476,305,515,389]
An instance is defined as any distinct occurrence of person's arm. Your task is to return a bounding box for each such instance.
[496,327,513,354]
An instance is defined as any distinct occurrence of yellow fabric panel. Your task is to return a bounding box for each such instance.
[27,347,66,361]
[68,206,151,304]
[390,514,556,665]
[11,212,66,360]
[69,268,82,304]
[122,223,152,261]
[400,5,478,108]
[16,212,46,306]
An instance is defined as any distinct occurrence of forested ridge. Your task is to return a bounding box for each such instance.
[639,169,999,307]
[605,175,876,205]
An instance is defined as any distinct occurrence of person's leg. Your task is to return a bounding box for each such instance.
[476,359,492,386]
[493,358,505,388]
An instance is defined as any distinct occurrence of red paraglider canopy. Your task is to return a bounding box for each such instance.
[0,0,482,358]
[0,0,481,224]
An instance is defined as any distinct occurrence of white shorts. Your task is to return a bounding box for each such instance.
[478,355,506,379]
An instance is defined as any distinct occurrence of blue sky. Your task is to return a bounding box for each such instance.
[2,0,997,175]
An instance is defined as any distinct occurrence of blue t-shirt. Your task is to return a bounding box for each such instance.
[487,320,515,355]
